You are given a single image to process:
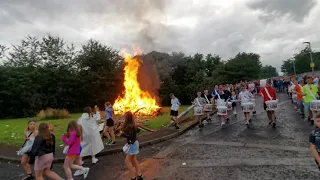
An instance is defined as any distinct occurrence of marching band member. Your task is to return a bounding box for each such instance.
[290,81,298,111]
[212,85,219,98]
[203,89,213,123]
[230,90,238,116]
[302,76,319,125]
[215,85,230,128]
[193,91,207,128]
[238,86,253,127]
[260,79,277,128]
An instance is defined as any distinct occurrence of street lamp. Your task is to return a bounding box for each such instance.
[303,41,314,73]
[292,58,296,75]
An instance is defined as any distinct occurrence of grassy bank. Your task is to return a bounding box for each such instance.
[0,105,192,146]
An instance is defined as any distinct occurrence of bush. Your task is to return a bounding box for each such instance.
[37,108,70,120]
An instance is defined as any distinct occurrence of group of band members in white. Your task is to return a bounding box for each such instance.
[169,79,278,129]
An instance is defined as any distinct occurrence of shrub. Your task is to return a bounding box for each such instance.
[37,108,70,120]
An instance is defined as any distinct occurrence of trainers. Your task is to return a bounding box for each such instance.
[92,158,98,164]
[175,124,180,129]
[110,141,116,145]
[221,122,226,128]
[82,168,90,179]
[105,139,112,145]
[74,170,83,176]
[311,119,315,125]
[22,174,33,180]
[136,175,143,180]
[246,121,250,128]
[198,124,204,128]
[272,121,276,128]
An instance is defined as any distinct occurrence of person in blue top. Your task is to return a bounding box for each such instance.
[104,102,116,145]
[212,85,219,97]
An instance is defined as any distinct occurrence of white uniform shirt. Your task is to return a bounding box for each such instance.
[238,91,253,104]
[171,98,180,111]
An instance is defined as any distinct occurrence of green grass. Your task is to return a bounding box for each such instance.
[0,105,193,146]
[0,113,82,147]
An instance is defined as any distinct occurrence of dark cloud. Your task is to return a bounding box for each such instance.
[247,0,317,22]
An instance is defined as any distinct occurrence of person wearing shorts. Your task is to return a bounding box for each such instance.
[170,93,181,129]
[104,102,116,145]
[302,76,319,125]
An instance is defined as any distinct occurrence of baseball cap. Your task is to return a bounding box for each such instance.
[297,77,304,82]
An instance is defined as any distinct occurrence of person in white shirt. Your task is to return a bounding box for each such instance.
[238,86,254,127]
[289,81,298,111]
[193,91,207,128]
[170,93,181,129]
[314,75,319,86]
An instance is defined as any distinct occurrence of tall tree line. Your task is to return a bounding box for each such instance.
[0,35,278,118]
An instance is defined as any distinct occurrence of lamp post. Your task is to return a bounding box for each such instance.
[292,58,296,75]
[303,41,314,73]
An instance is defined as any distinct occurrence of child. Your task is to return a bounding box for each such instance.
[62,120,89,180]
[309,114,320,171]
[94,105,101,121]
[20,120,38,180]
[104,102,116,145]
[30,123,63,180]
[121,111,143,180]
[193,91,206,128]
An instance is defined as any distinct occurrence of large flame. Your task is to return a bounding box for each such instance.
[113,48,160,116]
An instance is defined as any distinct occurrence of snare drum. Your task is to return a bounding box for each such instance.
[265,100,278,111]
[250,99,256,111]
[227,102,232,110]
[241,102,255,112]
[217,106,228,116]
[310,100,320,111]
[194,107,204,115]
[203,104,212,112]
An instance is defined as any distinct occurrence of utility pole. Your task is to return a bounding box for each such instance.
[292,58,296,75]
[303,41,314,73]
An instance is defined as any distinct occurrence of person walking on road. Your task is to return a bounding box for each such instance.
[309,113,320,171]
[239,86,254,127]
[260,79,277,128]
[302,76,319,125]
[169,93,181,129]
[294,77,305,118]
[193,91,206,128]
[203,89,213,123]
[104,102,116,145]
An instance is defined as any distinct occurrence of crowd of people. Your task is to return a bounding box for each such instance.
[18,102,143,180]
[16,73,320,179]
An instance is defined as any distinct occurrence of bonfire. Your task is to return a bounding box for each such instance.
[113,48,161,117]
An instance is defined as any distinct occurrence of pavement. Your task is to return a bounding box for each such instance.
[1,93,319,180]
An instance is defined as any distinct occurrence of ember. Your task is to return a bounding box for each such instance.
[113,48,161,116]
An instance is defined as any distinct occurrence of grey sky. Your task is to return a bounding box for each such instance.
[0,0,319,72]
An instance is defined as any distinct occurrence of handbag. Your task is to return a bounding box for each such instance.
[17,132,34,155]
[122,143,131,153]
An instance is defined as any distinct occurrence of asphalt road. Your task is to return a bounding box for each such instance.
[1,93,319,180]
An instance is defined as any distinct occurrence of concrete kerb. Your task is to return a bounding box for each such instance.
[0,110,217,163]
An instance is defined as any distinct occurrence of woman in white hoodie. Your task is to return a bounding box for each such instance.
[74,107,104,176]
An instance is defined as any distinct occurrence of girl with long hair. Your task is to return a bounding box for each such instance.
[104,102,116,145]
[121,111,143,180]
[62,120,89,180]
[21,120,38,180]
[30,123,62,180]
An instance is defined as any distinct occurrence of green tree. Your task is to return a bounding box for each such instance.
[260,65,278,78]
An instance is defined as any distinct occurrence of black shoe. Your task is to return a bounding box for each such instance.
[253,111,256,115]
[198,124,204,128]
[308,118,311,122]
[175,125,180,129]
[311,120,314,125]
[226,117,230,122]
[136,175,143,180]
[249,119,252,122]
[272,122,276,128]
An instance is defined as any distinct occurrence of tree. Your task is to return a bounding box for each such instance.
[223,52,262,83]
[260,65,278,78]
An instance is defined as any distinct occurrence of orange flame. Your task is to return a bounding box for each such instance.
[113,48,160,116]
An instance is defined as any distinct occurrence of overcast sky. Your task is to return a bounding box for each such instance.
[1,0,319,72]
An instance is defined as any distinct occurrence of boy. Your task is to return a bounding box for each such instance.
[309,114,320,171]
[170,93,181,129]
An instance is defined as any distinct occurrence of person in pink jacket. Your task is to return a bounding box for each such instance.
[62,120,90,180]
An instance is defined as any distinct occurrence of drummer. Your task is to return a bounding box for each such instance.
[203,89,213,123]
[238,85,254,127]
[193,92,207,128]
[302,76,319,125]
[230,90,238,116]
[260,79,277,128]
[214,85,230,128]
